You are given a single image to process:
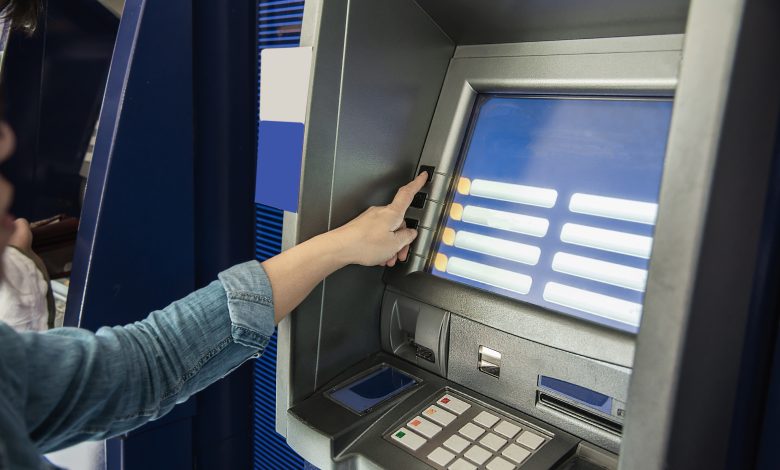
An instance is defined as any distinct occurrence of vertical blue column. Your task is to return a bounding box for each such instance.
[253,1,307,469]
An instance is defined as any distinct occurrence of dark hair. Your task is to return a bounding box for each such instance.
[0,0,42,34]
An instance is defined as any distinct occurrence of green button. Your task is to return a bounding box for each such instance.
[395,431,406,438]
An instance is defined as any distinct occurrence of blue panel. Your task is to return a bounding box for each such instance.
[255,121,305,212]
[328,366,418,414]
[539,376,612,415]
[64,0,197,467]
[253,1,306,468]
[431,95,673,333]
[66,0,195,324]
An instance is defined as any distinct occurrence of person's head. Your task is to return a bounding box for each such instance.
[0,0,41,34]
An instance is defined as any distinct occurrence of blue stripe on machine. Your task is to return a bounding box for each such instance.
[255,121,305,213]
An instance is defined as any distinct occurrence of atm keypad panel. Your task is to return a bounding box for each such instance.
[385,391,550,469]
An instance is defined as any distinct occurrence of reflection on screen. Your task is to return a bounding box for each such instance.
[430,96,673,333]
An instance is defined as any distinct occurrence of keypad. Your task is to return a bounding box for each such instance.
[385,391,551,469]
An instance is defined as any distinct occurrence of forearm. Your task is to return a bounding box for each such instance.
[8,262,276,452]
[262,230,349,323]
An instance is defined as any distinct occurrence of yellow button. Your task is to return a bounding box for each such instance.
[434,253,448,272]
[450,203,464,221]
[442,228,456,246]
[457,177,471,195]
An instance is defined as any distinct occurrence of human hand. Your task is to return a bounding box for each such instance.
[8,218,33,254]
[331,172,428,267]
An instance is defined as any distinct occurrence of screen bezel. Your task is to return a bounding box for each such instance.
[384,38,682,369]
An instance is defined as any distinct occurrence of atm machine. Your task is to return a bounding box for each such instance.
[264,0,780,469]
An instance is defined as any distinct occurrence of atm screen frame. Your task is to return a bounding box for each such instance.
[384,37,682,368]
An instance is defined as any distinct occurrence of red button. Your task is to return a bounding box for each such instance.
[411,419,421,426]
[441,398,450,404]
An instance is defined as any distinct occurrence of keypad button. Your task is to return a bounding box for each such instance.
[517,430,545,450]
[502,443,531,464]
[464,445,492,465]
[438,394,471,414]
[391,427,426,451]
[459,422,485,441]
[494,420,521,439]
[443,434,470,453]
[486,456,516,470]
[407,416,442,438]
[474,411,500,428]
[479,432,507,452]
[424,405,456,426]
[449,458,477,470]
[428,447,456,467]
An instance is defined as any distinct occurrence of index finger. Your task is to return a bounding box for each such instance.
[389,172,428,211]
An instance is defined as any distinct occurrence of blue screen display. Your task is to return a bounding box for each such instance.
[430,96,673,333]
[328,366,417,414]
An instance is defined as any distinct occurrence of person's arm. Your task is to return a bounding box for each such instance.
[262,172,427,322]
[2,263,275,455]
[1,173,426,456]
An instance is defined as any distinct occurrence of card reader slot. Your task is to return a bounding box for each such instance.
[537,392,623,436]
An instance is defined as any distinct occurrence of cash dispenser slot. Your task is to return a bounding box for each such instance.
[381,290,450,377]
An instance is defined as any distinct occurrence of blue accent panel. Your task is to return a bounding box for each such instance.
[252,204,304,468]
[255,204,284,260]
[253,0,306,467]
[431,95,673,333]
[64,0,198,467]
[255,121,305,212]
[539,376,613,415]
[328,367,418,414]
[66,0,195,328]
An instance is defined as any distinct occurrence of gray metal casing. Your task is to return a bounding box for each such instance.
[275,0,780,468]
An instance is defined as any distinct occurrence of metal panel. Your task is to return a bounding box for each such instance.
[447,314,628,453]
[276,0,454,440]
[414,0,689,44]
[620,0,780,468]
[385,36,682,368]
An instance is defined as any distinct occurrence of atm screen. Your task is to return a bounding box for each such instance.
[430,95,673,332]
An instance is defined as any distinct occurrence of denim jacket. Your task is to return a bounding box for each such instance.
[0,261,276,469]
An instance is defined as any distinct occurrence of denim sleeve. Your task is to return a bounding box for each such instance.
[0,260,275,453]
